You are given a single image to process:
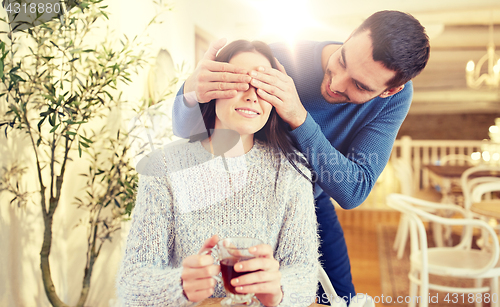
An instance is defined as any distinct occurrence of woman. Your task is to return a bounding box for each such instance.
[116,40,319,307]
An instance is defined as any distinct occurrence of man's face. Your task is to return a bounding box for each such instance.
[321,30,399,104]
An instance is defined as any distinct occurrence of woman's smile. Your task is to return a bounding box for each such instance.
[235,107,260,118]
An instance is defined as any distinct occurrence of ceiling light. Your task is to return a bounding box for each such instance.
[465,23,500,89]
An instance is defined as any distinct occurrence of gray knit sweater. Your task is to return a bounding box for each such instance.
[116,139,319,306]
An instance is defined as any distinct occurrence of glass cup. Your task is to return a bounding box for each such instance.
[205,237,263,307]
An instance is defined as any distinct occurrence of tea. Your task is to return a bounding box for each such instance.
[220,257,258,294]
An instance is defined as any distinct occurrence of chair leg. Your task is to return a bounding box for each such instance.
[409,270,420,307]
[395,215,409,259]
[431,222,444,247]
[419,280,429,307]
[475,279,483,307]
[393,217,404,250]
[491,277,499,307]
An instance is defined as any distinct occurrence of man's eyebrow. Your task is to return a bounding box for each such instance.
[341,47,376,93]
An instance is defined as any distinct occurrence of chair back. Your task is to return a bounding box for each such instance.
[318,266,341,305]
[387,193,500,277]
[461,165,500,209]
[471,180,500,203]
[392,158,414,196]
[318,267,375,307]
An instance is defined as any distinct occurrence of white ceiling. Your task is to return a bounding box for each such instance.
[189,0,500,114]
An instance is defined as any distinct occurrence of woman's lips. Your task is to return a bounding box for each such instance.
[235,108,259,118]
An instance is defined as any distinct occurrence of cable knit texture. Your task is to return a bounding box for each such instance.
[116,140,319,306]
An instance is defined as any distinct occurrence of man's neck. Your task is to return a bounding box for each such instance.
[321,44,341,72]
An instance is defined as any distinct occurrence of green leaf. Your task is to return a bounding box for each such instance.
[69,48,82,54]
[37,117,46,132]
[66,131,77,136]
[9,73,25,83]
[42,94,56,103]
[78,142,82,157]
[48,112,56,127]
[0,59,3,79]
[80,142,89,148]
[79,135,93,143]
[49,123,60,133]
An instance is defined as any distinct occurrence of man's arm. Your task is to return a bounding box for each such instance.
[291,85,412,209]
[172,85,205,138]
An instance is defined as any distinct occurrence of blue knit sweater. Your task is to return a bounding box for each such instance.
[173,41,412,209]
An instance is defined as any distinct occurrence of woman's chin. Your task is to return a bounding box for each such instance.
[238,127,264,137]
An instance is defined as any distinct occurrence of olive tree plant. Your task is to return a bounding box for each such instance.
[0,1,175,306]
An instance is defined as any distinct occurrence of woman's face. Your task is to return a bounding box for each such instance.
[214,51,273,136]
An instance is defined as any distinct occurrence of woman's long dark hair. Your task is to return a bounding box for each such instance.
[199,40,316,183]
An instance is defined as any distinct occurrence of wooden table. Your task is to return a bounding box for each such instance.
[471,200,500,219]
[424,165,474,246]
[426,165,500,203]
[196,298,328,306]
[425,165,471,204]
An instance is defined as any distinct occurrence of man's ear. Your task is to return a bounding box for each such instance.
[379,84,405,98]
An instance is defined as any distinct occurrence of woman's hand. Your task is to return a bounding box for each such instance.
[183,38,251,106]
[232,244,283,307]
[181,235,220,302]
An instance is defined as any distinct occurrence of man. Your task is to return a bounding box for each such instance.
[172,10,430,304]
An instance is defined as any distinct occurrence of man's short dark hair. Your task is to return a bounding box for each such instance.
[353,10,430,89]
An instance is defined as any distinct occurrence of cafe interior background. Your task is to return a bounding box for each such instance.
[1,0,500,306]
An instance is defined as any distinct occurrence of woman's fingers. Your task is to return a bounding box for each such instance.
[183,276,216,292]
[230,244,281,294]
[182,262,220,280]
[198,234,220,255]
[248,244,274,257]
[231,269,281,287]
[182,252,220,302]
[235,279,282,294]
[183,286,214,303]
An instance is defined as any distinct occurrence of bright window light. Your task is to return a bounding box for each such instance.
[251,0,318,48]
[489,125,499,133]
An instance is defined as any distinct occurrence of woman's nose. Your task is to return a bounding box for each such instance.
[243,86,258,103]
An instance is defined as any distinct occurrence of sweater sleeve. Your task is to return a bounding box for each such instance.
[275,166,319,306]
[172,84,207,138]
[290,84,412,209]
[116,173,196,307]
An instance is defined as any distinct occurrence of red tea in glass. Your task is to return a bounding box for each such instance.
[220,257,258,294]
